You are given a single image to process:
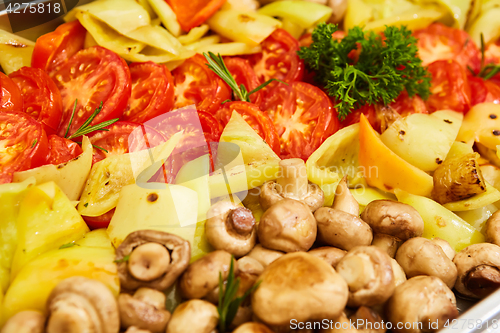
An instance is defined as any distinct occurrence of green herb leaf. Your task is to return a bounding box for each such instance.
[475,33,500,80]
[217,256,259,333]
[114,254,130,264]
[31,138,37,148]
[83,203,88,207]
[74,141,109,153]
[297,23,431,120]
[65,101,119,140]
[59,242,78,249]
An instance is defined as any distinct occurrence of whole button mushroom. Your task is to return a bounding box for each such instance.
[45,276,120,333]
[390,258,407,287]
[431,238,456,260]
[335,246,395,307]
[166,300,218,333]
[118,288,171,333]
[308,246,347,268]
[179,250,236,300]
[396,237,457,288]
[247,244,284,267]
[116,230,191,292]
[453,243,500,299]
[361,200,424,257]
[485,210,500,246]
[252,252,348,331]
[125,327,152,333]
[258,198,317,252]
[260,158,324,212]
[385,276,458,333]
[0,310,45,333]
[233,322,274,333]
[315,177,373,251]
[205,200,257,257]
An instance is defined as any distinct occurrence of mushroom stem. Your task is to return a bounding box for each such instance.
[128,243,171,282]
[337,254,375,291]
[332,176,359,215]
[228,207,256,236]
[464,265,500,298]
[277,159,308,200]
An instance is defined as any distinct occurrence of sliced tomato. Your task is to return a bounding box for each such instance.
[88,121,166,164]
[225,57,263,105]
[153,107,223,183]
[340,104,379,131]
[166,0,225,32]
[0,112,48,184]
[172,54,231,114]
[214,101,280,156]
[0,72,23,113]
[247,29,304,89]
[388,90,428,116]
[9,67,63,134]
[45,135,83,165]
[469,76,500,105]
[31,20,86,75]
[53,46,131,138]
[426,60,472,114]
[414,23,481,73]
[83,208,115,230]
[122,62,175,124]
[262,82,338,160]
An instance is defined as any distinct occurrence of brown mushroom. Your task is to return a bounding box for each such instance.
[179,250,236,300]
[361,200,424,257]
[236,256,264,295]
[319,312,357,333]
[166,300,218,333]
[116,230,190,291]
[385,276,458,333]
[395,237,457,288]
[309,246,347,267]
[0,311,45,333]
[349,306,386,333]
[486,210,500,246]
[252,252,348,331]
[205,201,257,257]
[233,322,274,333]
[453,243,500,299]
[45,276,120,333]
[260,158,324,212]
[247,244,284,267]
[431,238,456,261]
[258,198,317,252]
[125,327,152,333]
[390,258,407,287]
[118,288,170,333]
[335,246,395,307]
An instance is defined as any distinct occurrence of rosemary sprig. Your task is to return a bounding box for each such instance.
[203,52,286,103]
[114,254,130,264]
[64,100,119,140]
[469,33,500,80]
[217,256,260,333]
[74,141,109,153]
[59,242,79,249]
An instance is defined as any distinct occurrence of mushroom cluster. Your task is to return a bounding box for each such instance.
[4,158,500,333]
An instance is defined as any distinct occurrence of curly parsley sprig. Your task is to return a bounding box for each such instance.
[298,23,431,119]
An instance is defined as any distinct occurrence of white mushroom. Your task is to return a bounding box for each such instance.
[166,300,218,333]
[0,311,45,333]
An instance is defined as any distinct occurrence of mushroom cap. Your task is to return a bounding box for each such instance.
[371,233,402,258]
[166,300,218,333]
[46,276,119,333]
[230,305,253,329]
[116,230,191,291]
[332,176,359,216]
[0,310,45,333]
[247,244,284,267]
[453,243,500,299]
[396,237,457,289]
[335,246,395,307]
[308,246,346,267]
[251,252,348,328]
[205,200,257,257]
[390,258,407,287]
[124,327,152,333]
[179,250,236,299]
[349,306,385,332]
[233,322,274,333]
[315,207,373,251]
[385,276,458,333]
[236,257,264,297]
[431,238,456,261]
[360,200,424,241]
[258,199,317,252]
[118,292,170,333]
[259,181,324,212]
[486,210,500,246]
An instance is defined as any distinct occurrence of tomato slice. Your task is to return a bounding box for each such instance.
[83,208,115,230]
[166,0,225,32]
[122,62,175,124]
[425,60,472,114]
[214,101,280,156]
[262,82,338,160]
[469,76,500,105]
[225,57,263,105]
[53,46,131,137]
[31,20,86,75]
[388,90,428,116]
[45,134,83,165]
[172,54,231,114]
[88,121,166,164]
[247,29,304,89]
[414,23,481,73]
[9,67,63,134]
[0,72,23,113]
[0,111,48,184]
[340,104,379,131]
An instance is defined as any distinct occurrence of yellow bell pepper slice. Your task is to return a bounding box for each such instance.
[457,103,500,149]
[358,114,434,196]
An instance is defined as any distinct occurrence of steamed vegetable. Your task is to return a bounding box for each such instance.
[457,103,500,149]
[258,1,333,31]
[0,29,34,75]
